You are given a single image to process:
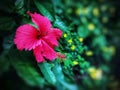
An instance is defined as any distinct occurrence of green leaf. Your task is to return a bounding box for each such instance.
[0,17,16,31]
[0,34,14,69]
[0,34,13,75]
[15,0,24,9]
[77,26,90,38]
[2,34,14,54]
[9,49,45,87]
[54,16,68,31]
[92,35,107,48]
[38,62,56,85]
[52,63,64,80]
[102,51,113,61]
[63,59,72,68]
[34,0,54,21]
[0,55,10,75]
[15,0,25,14]
[52,62,78,90]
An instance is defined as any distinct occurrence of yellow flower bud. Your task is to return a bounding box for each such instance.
[71,45,75,50]
[88,67,102,80]
[93,7,100,17]
[109,46,116,55]
[63,34,67,38]
[73,61,79,65]
[75,8,81,15]
[83,8,88,15]
[79,38,84,42]
[85,51,93,56]
[68,39,72,44]
[102,46,116,55]
[88,23,95,31]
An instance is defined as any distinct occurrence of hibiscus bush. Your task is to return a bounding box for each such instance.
[0,0,120,90]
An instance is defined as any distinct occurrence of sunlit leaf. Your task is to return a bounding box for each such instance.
[34,0,54,21]
[54,16,68,31]
[53,62,78,90]
[38,62,56,85]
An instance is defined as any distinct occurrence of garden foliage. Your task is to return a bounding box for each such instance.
[0,0,119,90]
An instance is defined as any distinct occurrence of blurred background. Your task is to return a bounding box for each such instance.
[0,0,120,90]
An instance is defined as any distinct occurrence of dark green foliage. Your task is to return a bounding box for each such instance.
[0,0,119,90]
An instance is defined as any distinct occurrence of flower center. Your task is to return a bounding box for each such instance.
[36,31,48,39]
[36,32,46,39]
[36,33,41,39]
[36,34,41,39]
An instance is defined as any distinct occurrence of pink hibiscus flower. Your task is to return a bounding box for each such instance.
[14,12,62,62]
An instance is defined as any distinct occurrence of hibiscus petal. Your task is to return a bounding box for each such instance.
[42,28,62,48]
[28,12,52,33]
[42,35,58,48]
[33,45,44,62]
[41,40,57,61]
[51,28,62,39]
[14,24,41,50]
